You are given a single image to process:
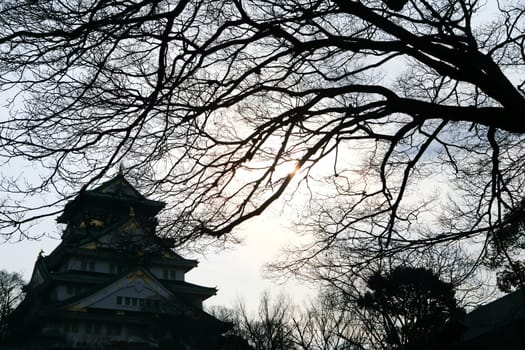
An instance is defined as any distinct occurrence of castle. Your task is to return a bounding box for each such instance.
[6,174,238,349]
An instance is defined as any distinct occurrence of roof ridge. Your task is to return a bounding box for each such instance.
[89,173,145,199]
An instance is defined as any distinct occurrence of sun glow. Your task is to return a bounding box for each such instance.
[288,163,301,177]
[272,161,301,181]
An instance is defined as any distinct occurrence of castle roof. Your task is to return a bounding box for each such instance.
[57,174,165,223]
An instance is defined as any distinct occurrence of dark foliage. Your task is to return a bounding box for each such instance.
[484,199,525,292]
[358,266,464,348]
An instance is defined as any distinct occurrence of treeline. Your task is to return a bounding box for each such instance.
[211,266,470,350]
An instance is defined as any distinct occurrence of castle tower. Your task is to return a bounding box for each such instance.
[7,174,233,349]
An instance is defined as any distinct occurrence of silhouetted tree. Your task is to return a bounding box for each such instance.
[293,296,366,350]
[281,245,479,350]
[484,199,525,292]
[213,293,297,350]
[0,1,524,268]
[0,270,24,343]
[211,281,465,350]
[211,292,366,350]
[357,266,463,349]
[269,227,490,310]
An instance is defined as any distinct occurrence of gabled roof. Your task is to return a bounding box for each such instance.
[88,173,164,207]
[63,267,216,314]
[64,268,175,311]
[57,174,165,223]
[90,173,147,200]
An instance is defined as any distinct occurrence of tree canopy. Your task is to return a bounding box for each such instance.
[483,199,525,292]
[0,0,524,268]
[357,266,463,349]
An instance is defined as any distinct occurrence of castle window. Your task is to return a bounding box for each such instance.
[85,322,100,335]
[110,263,124,274]
[65,320,79,333]
[116,296,156,309]
[162,268,178,280]
[80,260,95,272]
[107,324,121,336]
[66,285,82,295]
